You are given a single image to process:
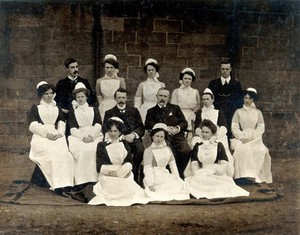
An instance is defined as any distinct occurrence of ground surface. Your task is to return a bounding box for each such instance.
[0,152,299,235]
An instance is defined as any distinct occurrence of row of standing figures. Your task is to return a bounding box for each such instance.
[28,55,272,206]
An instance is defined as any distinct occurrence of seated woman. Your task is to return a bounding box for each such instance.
[68,82,103,189]
[191,88,234,177]
[143,123,190,201]
[171,68,200,143]
[88,117,150,206]
[185,119,249,199]
[28,81,74,196]
[231,88,272,184]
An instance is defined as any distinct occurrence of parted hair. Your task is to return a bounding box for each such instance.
[102,58,119,69]
[150,127,169,142]
[243,90,258,101]
[105,118,125,134]
[144,62,159,73]
[199,119,218,135]
[73,88,90,99]
[64,58,77,68]
[37,84,55,97]
[179,71,195,81]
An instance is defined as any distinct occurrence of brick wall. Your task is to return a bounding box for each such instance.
[0,0,299,156]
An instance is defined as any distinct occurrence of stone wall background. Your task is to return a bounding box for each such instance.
[0,0,299,156]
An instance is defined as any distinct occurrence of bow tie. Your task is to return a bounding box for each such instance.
[119,109,125,113]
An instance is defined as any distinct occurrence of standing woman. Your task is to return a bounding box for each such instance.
[68,82,103,189]
[134,58,165,124]
[231,88,272,184]
[143,123,190,201]
[96,54,126,120]
[171,68,200,140]
[185,119,249,199]
[88,117,150,206]
[28,81,74,196]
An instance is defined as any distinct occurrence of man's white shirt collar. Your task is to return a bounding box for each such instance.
[221,76,231,85]
[117,104,126,110]
[68,75,77,81]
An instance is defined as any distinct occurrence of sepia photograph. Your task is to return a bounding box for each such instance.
[0,0,299,234]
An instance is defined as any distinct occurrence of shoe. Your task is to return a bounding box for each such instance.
[61,188,73,198]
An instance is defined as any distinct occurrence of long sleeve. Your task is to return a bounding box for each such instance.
[217,110,228,129]
[231,110,243,140]
[122,141,133,164]
[143,148,155,187]
[29,121,48,137]
[68,108,78,129]
[96,143,112,173]
[194,110,202,131]
[57,108,66,136]
[57,120,66,136]
[216,142,228,162]
[89,123,102,139]
[70,128,84,139]
[195,90,201,108]
[95,79,104,106]
[170,89,179,105]
[131,108,145,137]
[191,161,200,174]
[173,105,188,132]
[252,110,265,138]
[54,80,64,109]
[134,83,143,108]
[29,105,62,137]
[89,107,103,139]
[145,107,157,130]
[99,141,131,175]
[68,108,82,139]
[28,105,47,137]
[215,143,229,175]
[120,77,126,89]
[168,147,180,177]
[134,97,142,109]
[117,162,132,178]
[95,79,102,96]
[100,165,118,175]
[189,143,202,174]
[169,160,180,178]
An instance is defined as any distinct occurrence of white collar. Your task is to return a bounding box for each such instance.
[40,99,56,107]
[68,75,77,81]
[221,76,231,85]
[243,103,256,111]
[179,84,191,89]
[202,104,215,112]
[200,137,218,148]
[73,101,89,110]
[147,72,160,83]
[105,136,123,144]
[151,140,167,149]
[158,103,167,108]
[117,104,126,110]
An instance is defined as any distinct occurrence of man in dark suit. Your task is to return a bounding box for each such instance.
[208,60,243,138]
[55,58,95,114]
[145,88,191,178]
[103,88,145,185]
